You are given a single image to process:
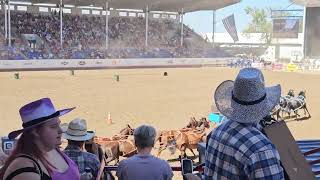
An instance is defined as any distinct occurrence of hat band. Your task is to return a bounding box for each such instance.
[22,111,60,128]
[232,92,266,105]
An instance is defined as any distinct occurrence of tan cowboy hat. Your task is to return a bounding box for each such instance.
[62,118,95,141]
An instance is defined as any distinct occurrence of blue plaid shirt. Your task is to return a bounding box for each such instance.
[204,119,284,180]
[63,145,100,178]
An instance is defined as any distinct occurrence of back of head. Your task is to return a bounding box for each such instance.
[133,125,156,149]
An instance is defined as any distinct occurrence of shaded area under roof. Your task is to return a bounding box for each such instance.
[10,0,240,12]
[291,0,320,7]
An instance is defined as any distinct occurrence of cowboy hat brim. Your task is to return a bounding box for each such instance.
[62,131,95,141]
[8,107,75,139]
[214,80,281,124]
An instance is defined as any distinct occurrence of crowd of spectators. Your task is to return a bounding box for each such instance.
[0,11,230,60]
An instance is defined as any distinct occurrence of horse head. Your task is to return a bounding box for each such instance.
[287,89,295,97]
[279,97,287,108]
[199,117,210,129]
[119,124,134,135]
[298,90,306,98]
[186,117,198,128]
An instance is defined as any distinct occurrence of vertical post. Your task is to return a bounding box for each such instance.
[60,0,63,49]
[4,0,7,40]
[212,10,215,47]
[145,5,149,49]
[105,1,109,50]
[8,0,11,47]
[180,8,184,47]
[302,6,307,60]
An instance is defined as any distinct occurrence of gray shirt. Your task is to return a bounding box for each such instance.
[116,154,173,180]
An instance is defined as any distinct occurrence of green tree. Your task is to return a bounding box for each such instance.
[243,7,272,44]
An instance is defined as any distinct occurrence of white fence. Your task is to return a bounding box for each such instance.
[0,58,233,71]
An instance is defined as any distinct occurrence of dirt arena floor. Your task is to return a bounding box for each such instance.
[1,67,320,178]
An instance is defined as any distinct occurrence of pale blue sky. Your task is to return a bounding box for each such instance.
[183,0,303,34]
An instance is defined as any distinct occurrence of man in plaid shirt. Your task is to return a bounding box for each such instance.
[62,118,100,179]
[64,143,100,178]
[205,68,284,179]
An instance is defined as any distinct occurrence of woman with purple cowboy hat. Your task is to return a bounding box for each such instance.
[0,98,80,180]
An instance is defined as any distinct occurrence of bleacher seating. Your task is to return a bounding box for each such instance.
[0,11,230,60]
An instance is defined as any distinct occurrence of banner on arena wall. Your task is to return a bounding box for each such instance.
[0,58,232,71]
[273,19,299,38]
[251,62,264,69]
[272,63,284,71]
[286,63,298,72]
[222,14,239,42]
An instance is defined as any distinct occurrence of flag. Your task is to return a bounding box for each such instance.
[222,14,239,42]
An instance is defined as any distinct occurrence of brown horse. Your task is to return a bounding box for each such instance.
[156,118,210,157]
[94,136,136,164]
[174,126,208,158]
[184,117,198,129]
[111,124,134,140]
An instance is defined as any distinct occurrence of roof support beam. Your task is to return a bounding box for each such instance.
[145,5,149,49]
[59,0,63,49]
[8,0,11,47]
[212,10,215,47]
[180,8,184,47]
[105,1,109,50]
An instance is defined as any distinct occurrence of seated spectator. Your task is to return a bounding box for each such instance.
[116,125,173,180]
[62,118,101,179]
[205,68,284,179]
[0,98,80,180]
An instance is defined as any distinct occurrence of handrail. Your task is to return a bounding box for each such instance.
[104,163,205,172]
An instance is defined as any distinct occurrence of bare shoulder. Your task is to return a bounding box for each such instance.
[3,157,41,180]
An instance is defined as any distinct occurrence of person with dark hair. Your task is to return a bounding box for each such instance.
[204,68,284,179]
[0,98,80,180]
[116,125,173,180]
[62,118,101,180]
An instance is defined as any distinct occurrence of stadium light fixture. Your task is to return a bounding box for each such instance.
[77,5,103,9]
[115,8,143,12]
[33,3,57,6]
[9,1,32,5]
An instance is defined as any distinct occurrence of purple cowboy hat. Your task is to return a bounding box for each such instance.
[8,98,75,139]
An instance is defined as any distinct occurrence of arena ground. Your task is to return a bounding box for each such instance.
[1,66,319,178]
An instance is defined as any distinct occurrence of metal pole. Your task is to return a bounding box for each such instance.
[180,8,184,47]
[105,1,109,50]
[8,0,11,47]
[4,0,7,40]
[212,10,215,47]
[302,6,307,60]
[145,5,148,49]
[60,0,63,49]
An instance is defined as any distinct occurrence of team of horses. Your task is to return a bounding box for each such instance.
[272,89,311,120]
[89,117,212,165]
[86,91,311,165]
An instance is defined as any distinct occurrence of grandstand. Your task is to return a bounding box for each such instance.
[0,0,239,60]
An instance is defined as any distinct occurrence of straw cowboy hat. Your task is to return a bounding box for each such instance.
[62,118,95,141]
[8,98,75,139]
[214,68,281,124]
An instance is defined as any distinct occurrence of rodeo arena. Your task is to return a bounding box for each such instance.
[1,0,320,179]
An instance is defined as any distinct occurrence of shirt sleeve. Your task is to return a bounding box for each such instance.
[244,149,285,180]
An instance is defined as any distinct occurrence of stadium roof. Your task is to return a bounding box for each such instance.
[13,0,240,12]
[291,0,320,7]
